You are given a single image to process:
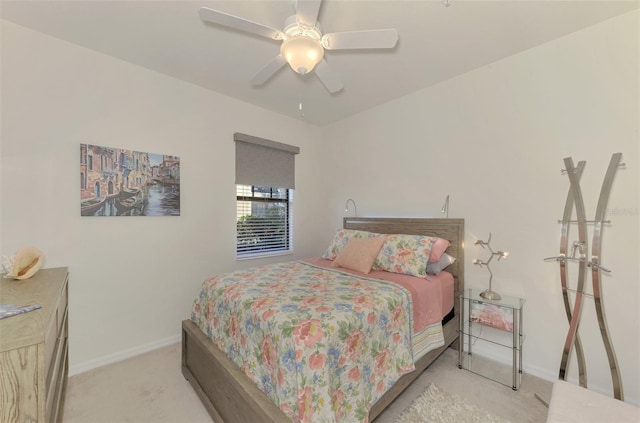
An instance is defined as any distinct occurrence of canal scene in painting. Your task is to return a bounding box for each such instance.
[80,144,180,216]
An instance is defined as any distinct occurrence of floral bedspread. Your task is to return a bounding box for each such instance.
[191,260,417,423]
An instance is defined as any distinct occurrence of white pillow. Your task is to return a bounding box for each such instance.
[426,253,456,275]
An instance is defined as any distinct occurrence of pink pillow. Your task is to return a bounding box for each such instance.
[331,237,386,274]
[429,238,451,263]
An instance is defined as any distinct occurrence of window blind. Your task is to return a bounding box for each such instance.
[236,186,291,256]
[234,132,300,189]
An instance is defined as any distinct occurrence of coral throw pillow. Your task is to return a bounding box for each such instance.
[322,229,379,260]
[331,237,385,274]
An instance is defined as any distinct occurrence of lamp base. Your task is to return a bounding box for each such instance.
[480,289,502,301]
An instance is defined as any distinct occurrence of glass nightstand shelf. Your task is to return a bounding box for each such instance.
[458,288,525,390]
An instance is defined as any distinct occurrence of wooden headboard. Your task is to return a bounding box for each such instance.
[343,217,465,301]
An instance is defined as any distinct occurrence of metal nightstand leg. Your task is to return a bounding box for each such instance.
[458,294,463,368]
[519,304,524,377]
[467,297,472,358]
[513,309,518,390]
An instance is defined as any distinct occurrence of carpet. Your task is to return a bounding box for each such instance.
[396,383,511,423]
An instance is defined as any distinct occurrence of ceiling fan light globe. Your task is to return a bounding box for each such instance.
[281,35,324,74]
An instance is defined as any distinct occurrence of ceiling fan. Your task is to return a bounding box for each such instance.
[199,0,398,94]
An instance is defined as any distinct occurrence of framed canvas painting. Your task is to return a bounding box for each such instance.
[80,144,180,216]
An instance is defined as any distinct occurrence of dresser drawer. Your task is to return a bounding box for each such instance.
[46,308,67,398]
[43,279,68,384]
[45,333,68,423]
[56,279,68,331]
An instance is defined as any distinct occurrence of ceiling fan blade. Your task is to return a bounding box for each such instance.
[314,59,343,94]
[251,55,287,86]
[199,7,283,40]
[322,29,398,50]
[295,0,322,28]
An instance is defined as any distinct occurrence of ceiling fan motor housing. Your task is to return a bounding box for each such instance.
[283,14,322,39]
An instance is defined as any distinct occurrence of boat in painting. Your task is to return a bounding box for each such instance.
[81,197,106,216]
[120,187,141,199]
[115,197,140,215]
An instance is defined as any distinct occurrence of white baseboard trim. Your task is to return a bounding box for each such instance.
[524,362,558,383]
[466,350,638,405]
[69,334,181,376]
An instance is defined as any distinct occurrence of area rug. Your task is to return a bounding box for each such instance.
[396,383,511,423]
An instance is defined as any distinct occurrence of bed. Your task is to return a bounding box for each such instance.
[182,217,465,422]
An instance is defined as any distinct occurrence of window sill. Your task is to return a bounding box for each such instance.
[236,250,294,261]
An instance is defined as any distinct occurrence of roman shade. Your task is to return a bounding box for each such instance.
[234,133,300,189]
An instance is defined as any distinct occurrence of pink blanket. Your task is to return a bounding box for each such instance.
[302,257,446,333]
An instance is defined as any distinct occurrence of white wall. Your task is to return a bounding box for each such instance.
[2,9,638,406]
[0,21,332,371]
[321,11,639,405]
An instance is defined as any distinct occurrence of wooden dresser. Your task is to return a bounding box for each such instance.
[0,267,69,423]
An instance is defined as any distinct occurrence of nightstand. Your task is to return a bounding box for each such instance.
[458,288,525,390]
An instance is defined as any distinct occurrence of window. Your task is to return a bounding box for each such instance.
[234,133,299,259]
[236,185,292,257]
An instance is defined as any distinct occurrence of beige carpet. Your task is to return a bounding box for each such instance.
[396,383,510,423]
[62,343,551,423]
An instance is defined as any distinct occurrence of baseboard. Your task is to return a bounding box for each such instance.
[466,348,638,406]
[523,362,557,383]
[69,334,181,376]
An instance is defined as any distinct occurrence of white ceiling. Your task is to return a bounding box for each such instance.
[2,0,638,126]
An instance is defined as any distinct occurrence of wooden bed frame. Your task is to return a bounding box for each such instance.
[182,217,465,422]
